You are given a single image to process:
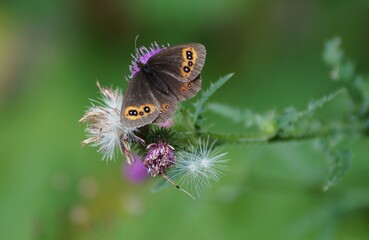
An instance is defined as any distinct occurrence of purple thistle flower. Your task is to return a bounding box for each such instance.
[129,42,169,78]
[123,155,148,183]
[143,143,176,177]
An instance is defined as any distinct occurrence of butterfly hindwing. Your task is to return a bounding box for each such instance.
[148,43,206,82]
[152,70,202,101]
[121,73,161,128]
[150,88,178,124]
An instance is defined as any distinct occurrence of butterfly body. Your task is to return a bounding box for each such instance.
[121,43,206,129]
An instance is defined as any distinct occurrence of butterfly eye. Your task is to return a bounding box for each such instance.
[183,67,191,73]
[128,110,138,116]
[186,51,193,60]
[144,106,151,113]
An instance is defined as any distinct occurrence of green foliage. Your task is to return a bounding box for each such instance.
[323,37,369,116]
[207,103,276,135]
[145,126,176,145]
[323,37,354,81]
[275,88,346,138]
[200,38,369,190]
[208,88,346,139]
[317,135,352,191]
[192,73,234,127]
[173,108,196,133]
[135,126,177,156]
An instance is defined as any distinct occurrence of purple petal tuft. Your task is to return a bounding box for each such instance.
[143,143,176,177]
[129,42,169,79]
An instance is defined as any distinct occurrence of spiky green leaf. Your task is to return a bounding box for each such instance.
[193,73,234,126]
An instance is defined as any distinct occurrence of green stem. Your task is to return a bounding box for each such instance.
[183,122,366,145]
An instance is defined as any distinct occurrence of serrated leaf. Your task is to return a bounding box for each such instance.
[209,89,345,138]
[340,60,355,80]
[305,88,346,116]
[277,89,346,131]
[173,107,195,132]
[323,148,352,191]
[207,102,243,123]
[193,73,234,125]
[323,37,369,116]
[323,37,343,66]
[208,102,276,134]
[317,135,352,191]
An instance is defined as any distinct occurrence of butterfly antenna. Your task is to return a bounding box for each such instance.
[134,35,140,57]
[162,173,195,200]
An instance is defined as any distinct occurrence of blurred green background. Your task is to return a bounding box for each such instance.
[1,0,369,239]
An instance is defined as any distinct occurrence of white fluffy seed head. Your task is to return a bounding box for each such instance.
[172,138,228,196]
[80,81,132,161]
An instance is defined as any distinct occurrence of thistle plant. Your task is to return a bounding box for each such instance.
[80,37,369,199]
[79,82,126,161]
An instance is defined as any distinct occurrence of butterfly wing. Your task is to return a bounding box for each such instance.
[152,71,202,101]
[146,74,201,123]
[121,43,206,127]
[121,72,161,128]
[150,87,178,124]
[148,43,206,82]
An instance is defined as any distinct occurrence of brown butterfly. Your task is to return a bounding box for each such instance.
[121,43,206,128]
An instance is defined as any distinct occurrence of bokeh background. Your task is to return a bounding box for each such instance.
[1,0,369,239]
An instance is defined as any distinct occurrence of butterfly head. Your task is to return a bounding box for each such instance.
[136,61,144,69]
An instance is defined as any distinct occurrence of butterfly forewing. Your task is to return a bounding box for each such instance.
[121,73,161,128]
[150,89,178,124]
[148,43,206,82]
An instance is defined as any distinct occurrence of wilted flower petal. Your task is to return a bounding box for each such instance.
[80,81,130,161]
